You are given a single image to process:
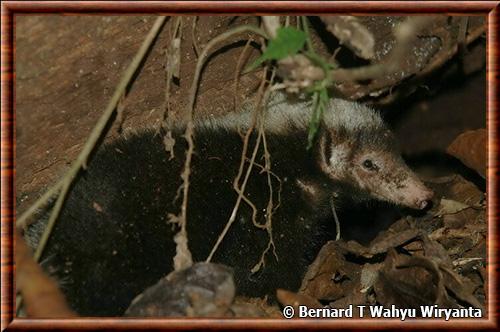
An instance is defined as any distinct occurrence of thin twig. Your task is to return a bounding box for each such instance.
[186,25,268,115]
[233,38,254,111]
[16,181,63,229]
[330,198,341,241]
[191,16,200,58]
[301,16,314,52]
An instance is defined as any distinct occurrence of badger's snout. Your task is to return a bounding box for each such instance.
[396,174,434,210]
[376,180,434,210]
[353,158,435,210]
[412,187,434,210]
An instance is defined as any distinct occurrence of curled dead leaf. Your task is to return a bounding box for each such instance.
[374,249,455,309]
[447,128,486,178]
[434,198,470,217]
[300,241,359,301]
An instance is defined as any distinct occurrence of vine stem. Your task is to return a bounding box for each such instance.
[186,25,268,114]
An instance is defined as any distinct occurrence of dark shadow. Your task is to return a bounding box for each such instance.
[335,201,403,246]
[404,150,485,192]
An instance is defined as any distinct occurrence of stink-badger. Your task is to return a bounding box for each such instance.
[27,93,433,316]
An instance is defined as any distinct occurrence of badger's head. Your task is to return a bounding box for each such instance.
[316,99,433,210]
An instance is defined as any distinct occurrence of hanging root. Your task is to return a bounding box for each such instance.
[205,65,268,263]
[191,16,200,58]
[206,66,282,275]
[233,38,255,111]
[330,198,341,241]
[174,25,268,269]
[250,74,282,273]
[161,16,183,160]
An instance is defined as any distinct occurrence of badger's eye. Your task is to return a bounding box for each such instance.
[362,159,378,171]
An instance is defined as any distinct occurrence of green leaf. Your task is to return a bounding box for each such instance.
[246,27,307,72]
[307,88,329,150]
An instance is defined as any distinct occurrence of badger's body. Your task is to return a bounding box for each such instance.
[29,94,433,316]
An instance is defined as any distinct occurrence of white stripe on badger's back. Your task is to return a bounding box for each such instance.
[326,99,384,132]
[196,92,384,134]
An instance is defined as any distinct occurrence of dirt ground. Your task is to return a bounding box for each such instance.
[16,16,264,212]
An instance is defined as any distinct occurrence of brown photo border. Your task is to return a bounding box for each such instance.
[1,1,498,330]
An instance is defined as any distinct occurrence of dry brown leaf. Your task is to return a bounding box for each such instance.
[447,128,486,178]
[447,175,484,205]
[338,240,373,258]
[442,212,467,229]
[329,290,370,309]
[232,297,282,318]
[369,228,421,255]
[430,222,486,242]
[16,231,76,318]
[440,266,484,311]
[276,289,322,310]
[360,263,383,290]
[434,198,470,217]
[374,250,456,309]
[299,243,344,299]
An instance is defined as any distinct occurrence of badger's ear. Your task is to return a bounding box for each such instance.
[317,129,352,179]
[317,128,333,164]
[329,125,349,145]
[318,124,348,149]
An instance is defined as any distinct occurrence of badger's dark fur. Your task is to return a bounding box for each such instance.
[28,93,433,316]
